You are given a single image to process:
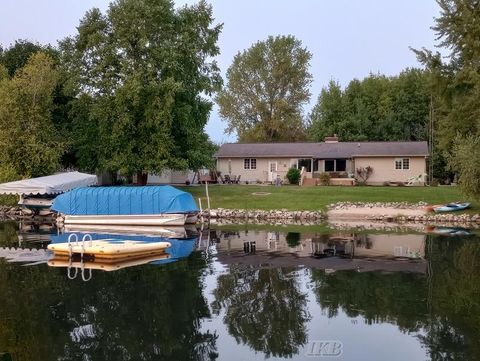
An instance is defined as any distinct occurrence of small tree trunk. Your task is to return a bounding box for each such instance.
[136,171,148,186]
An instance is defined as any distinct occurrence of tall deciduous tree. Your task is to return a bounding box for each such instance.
[217,35,312,142]
[413,0,480,199]
[60,0,221,183]
[0,53,65,180]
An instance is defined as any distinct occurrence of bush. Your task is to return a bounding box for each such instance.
[0,194,18,206]
[356,166,373,183]
[286,168,301,185]
[286,232,301,247]
[319,172,331,186]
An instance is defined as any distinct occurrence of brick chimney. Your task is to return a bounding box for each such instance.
[324,134,339,143]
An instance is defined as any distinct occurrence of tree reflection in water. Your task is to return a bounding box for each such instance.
[310,234,480,361]
[211,265,310,358]
[1,225,480,361]
[419,236,480,361]
[310,269,428,331]
[0,253,218,361]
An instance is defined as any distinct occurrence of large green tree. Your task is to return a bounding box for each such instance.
[414,0,480,199]
[308,69,430,142]
[0,40,79,171]
[60,0,221,183]
[0,53,65,180]
[217,35,312,142]
[0,40,57,77]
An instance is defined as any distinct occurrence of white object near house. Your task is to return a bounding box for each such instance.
[138,169,197,184]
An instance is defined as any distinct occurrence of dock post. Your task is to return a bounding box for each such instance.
[198,198,204,224]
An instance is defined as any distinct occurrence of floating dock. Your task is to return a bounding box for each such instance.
[48,252,170,271]
[47,236,171,260]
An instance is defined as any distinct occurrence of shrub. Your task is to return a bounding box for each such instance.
[356,166,373,184]
[382,181,390,186]
[286,167,301,185]
[319,172,331,186]
[286,232,301,247]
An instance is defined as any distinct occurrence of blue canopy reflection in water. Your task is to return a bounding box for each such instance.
[50,232,198,265]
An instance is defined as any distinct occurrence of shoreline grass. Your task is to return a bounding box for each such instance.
[179,185,479,213]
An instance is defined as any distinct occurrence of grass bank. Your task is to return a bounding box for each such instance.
[180,185,479,213]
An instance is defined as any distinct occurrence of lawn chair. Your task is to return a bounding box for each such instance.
[235,175,241,184]
[406,173,427,186]
[231,175,237,184]
[224,174,231,184]
[218,175,225,184]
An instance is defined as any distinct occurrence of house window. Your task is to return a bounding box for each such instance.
[395,158,410,170]
[313,159,319,172]
[336,159,346,172]
[244,158,257,170]
[298,159,312,172]
[324,159,347,172]
[325,160,335,172]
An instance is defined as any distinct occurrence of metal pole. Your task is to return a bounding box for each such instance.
[429,96,434,185]
[198,198,204,224]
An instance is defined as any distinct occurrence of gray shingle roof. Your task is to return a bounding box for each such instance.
[215,141,429,158]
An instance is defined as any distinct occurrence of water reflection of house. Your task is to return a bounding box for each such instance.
[352,234,425,259]
[216,230,425,260]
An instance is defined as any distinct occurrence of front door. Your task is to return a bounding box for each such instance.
[268,161,278,182]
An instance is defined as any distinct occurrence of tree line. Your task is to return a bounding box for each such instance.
[0,0,478,198]
[0,0,220,185]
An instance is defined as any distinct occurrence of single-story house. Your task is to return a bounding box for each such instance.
[215,137,429,185]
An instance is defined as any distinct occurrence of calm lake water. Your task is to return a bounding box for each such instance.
[0,222,479,361]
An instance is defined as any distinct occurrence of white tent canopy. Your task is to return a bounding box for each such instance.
[0,172,97,195]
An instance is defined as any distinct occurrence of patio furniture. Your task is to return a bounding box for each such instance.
[235,175,241,184]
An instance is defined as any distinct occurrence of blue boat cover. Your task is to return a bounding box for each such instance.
[51,186,198,215]
[50,232,197,264]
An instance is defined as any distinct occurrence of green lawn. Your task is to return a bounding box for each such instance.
[179,185,479,213]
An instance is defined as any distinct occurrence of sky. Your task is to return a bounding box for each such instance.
[0,0,441,143]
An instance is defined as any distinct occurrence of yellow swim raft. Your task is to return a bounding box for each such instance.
[47,236,171,260]
[48,252,170,271]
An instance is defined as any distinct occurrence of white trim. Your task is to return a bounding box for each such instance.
[268,161,278,182]
[243,158,257,170]
[394,158,410,170]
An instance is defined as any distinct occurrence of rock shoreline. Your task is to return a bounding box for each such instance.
[1,202,479,227]
[201,208,326,221]
[0,206,54,221]
[327,201,480,224]
[202,201,480,226]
